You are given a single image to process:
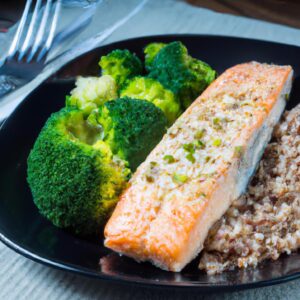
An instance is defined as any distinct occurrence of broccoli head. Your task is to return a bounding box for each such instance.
[96,97,167,171]
[66,75,117,115]
[120,76,181,125]
[148,41,217,109]
[99,49,143,87]
[27,108,130,236]
[144,42,166,71]
[27,99,167,235]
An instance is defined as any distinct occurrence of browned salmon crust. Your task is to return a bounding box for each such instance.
[104,62,293,272]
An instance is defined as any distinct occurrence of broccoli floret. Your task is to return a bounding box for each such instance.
[120,76,181,125]
[99,49,143,87]
[27,108,130,236]
[148,41,217,109]
[96,98,167,170]
[66,75,117,115]
[27,99,167,235]
[144,42,166,71]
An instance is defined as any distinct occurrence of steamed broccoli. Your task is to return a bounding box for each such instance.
[148,41,217,109]
[144,42,166,71]
[27,99,167,235]
[96,98,167,170]
[120,77,181,125]
[99,49,143,87]
[27,41,216,236]
[66,75,117,115]
[27,108,129,236]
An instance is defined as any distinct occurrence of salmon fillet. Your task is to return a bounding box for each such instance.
[104,62,293,272]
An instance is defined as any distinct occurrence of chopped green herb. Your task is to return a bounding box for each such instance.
[200,192,206,198]
[213,117,221,125]
[285,93,289,101]
[194,140,205,149]
[183,143,195,154]
[186,153,196,163]
[241,101,252,107]
[205,156,211,163]
[212,117,223,130]
[194,129,205,139]
[234,146,244,157]
[173,173,188,184]
[150,161,157,168]
[145,175,154,183]
[163,155,175,163]
[212,138,222,147]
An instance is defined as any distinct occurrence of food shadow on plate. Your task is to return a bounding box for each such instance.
[99,251,300,286]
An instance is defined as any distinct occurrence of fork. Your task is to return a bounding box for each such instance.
[0,0,61,97]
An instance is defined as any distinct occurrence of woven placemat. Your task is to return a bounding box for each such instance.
[187,0,300,29]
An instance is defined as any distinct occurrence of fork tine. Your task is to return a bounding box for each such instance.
[37,0,62,62]
[27,0,53,62]
[7,0,33,58]
[18,0,43,61]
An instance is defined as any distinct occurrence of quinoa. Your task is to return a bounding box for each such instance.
[199,105,300,275]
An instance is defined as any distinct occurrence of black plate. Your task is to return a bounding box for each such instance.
[1,35,300,293]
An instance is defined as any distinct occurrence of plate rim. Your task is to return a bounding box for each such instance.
[1,226,300,292]
[1,33,300,292]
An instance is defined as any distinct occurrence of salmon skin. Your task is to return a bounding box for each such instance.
[104,62,293,272]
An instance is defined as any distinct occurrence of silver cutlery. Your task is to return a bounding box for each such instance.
[0,0,148,121]
[0,0,62,97]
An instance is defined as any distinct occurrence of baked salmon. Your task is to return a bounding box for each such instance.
[104,62,293,272]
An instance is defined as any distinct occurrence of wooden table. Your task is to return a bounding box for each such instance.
[3,1,300,32]
[188,0,300,29]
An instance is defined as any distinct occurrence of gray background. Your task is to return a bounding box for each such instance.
[1,0,300,299]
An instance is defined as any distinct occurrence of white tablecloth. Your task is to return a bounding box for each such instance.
[1,1,300,299]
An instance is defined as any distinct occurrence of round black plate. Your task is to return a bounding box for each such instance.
[1,35,300,293]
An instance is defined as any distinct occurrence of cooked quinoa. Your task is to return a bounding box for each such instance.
[199,105,300,275]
